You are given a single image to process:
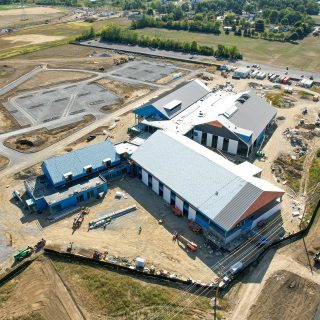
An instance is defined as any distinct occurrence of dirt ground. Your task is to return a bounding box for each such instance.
[68,112,135,151]
[1,34,66,49]
[0,104,21,133]
[0,255,213,320]
[247,270,320,320]
[18,70,95,91]
[0,257,85,320]
[0,155,9,171]
[95,78,152,113]
[4,115,95,153]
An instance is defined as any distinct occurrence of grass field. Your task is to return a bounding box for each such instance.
[0,18,130,60]
[53,257,214,320]
[0,4,32,10]
[135,28,320,71]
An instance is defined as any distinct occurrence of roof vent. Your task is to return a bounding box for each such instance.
[63,172,73,181]
[83,164,93,174]
[215,191,219,196]
[103,158,111,167]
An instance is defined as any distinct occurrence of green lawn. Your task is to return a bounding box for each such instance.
[135,28,320,71]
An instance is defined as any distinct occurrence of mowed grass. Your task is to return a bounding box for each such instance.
[0,18,130,60]
[135,28,320,71]
[52,257,214,320]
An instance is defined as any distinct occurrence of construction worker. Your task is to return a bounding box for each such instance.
[138,226,142,234]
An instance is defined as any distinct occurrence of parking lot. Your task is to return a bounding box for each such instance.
[4,83,119,126]
[111,60,180,83]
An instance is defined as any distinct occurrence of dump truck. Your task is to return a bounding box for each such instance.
[177,234,198,251]
[14,247,33,262]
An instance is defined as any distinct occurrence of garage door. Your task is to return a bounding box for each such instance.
[142,169,148,186]
[163,186,171,203]
[188,207,196,220]
[175,196,184,212]
[152,177,159,194]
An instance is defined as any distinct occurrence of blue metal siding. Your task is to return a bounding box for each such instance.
[134,105,167,119]
[256,129,266,145]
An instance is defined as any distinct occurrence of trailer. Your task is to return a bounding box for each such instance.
[177,234,198,251]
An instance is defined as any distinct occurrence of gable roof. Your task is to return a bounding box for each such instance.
[43,141,119,186]
[227,91,276,141]
[131,130,283,231]
[136,79,211,120]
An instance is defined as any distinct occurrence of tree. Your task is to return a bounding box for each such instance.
[269,10,279,24]
[190,40,198,52]
[255,19,265,33]
[290,32,299,41]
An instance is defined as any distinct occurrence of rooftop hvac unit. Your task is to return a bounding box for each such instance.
[83,164,93,174]
[103,158,111,167]
[63,172,73,181]
[120,152,129,160]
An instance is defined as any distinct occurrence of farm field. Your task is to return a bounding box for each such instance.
[0,6,65,29]
[0,18,130,60]
[135,28,320,72]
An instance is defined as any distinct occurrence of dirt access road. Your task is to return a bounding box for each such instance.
[227,248,320,320]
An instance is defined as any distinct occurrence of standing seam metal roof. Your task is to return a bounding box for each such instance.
[141,79,211,119]
[131,130,275,231]
[43,141,119,185]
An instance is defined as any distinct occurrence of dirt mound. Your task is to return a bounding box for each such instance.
[248,270,320,320]
[0,257,84,320]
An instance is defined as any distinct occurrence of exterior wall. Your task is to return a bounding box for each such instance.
[163,185,171,203]
[217,136,224,150]
[193,130,202,144]
[206,133,213,147]
[175,196,184,212]
[225,228,242,244]
[142,169,148,185]
[256,128,266,145]
[188,206,196,220]
[49,181,108,211]
[251,200,281,228]
[227,139,238,154]
[152,177,159,194]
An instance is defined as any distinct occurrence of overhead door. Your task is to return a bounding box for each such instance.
[227,140,238,154]
[175,196,184,212]
[142,169,148,186]
[193,130,202,144]
[163,186,171,203]
[217,136,224,150]
[206,133,213,147]
[152,177,159,194]
[188,207,196,220]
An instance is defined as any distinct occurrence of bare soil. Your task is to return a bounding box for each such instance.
[18,70,94,91]
[0,257,85,320]
[0,104,21,133]
[0,155,9,171]
[95,78,152,112]
[4,115,95,153]
[68,112,135,151]
[247,270,320,320]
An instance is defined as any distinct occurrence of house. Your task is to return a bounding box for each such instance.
[131,130,284,248]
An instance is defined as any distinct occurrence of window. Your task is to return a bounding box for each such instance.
[76,194,84,202]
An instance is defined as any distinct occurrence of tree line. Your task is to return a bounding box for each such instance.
[131,15,221,35]
[98,25,242,59]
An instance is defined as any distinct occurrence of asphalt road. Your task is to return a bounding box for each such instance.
[79,40,320,83]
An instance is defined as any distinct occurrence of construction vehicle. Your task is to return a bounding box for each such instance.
[188,220,203,233]
[93,249,107,260]
[177,234,198,252]
[72,212,85,231]
[171,206,183,217]
[14,247,33,262]
[34,238,46,252]
[255,150,265,158]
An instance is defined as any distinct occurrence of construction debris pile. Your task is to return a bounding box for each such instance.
[283,128,308,158]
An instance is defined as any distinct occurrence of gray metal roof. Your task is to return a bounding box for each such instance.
[43,141,119,186]
[131,130,266,231]
[229,91,276,141]
[146,79,211,119]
